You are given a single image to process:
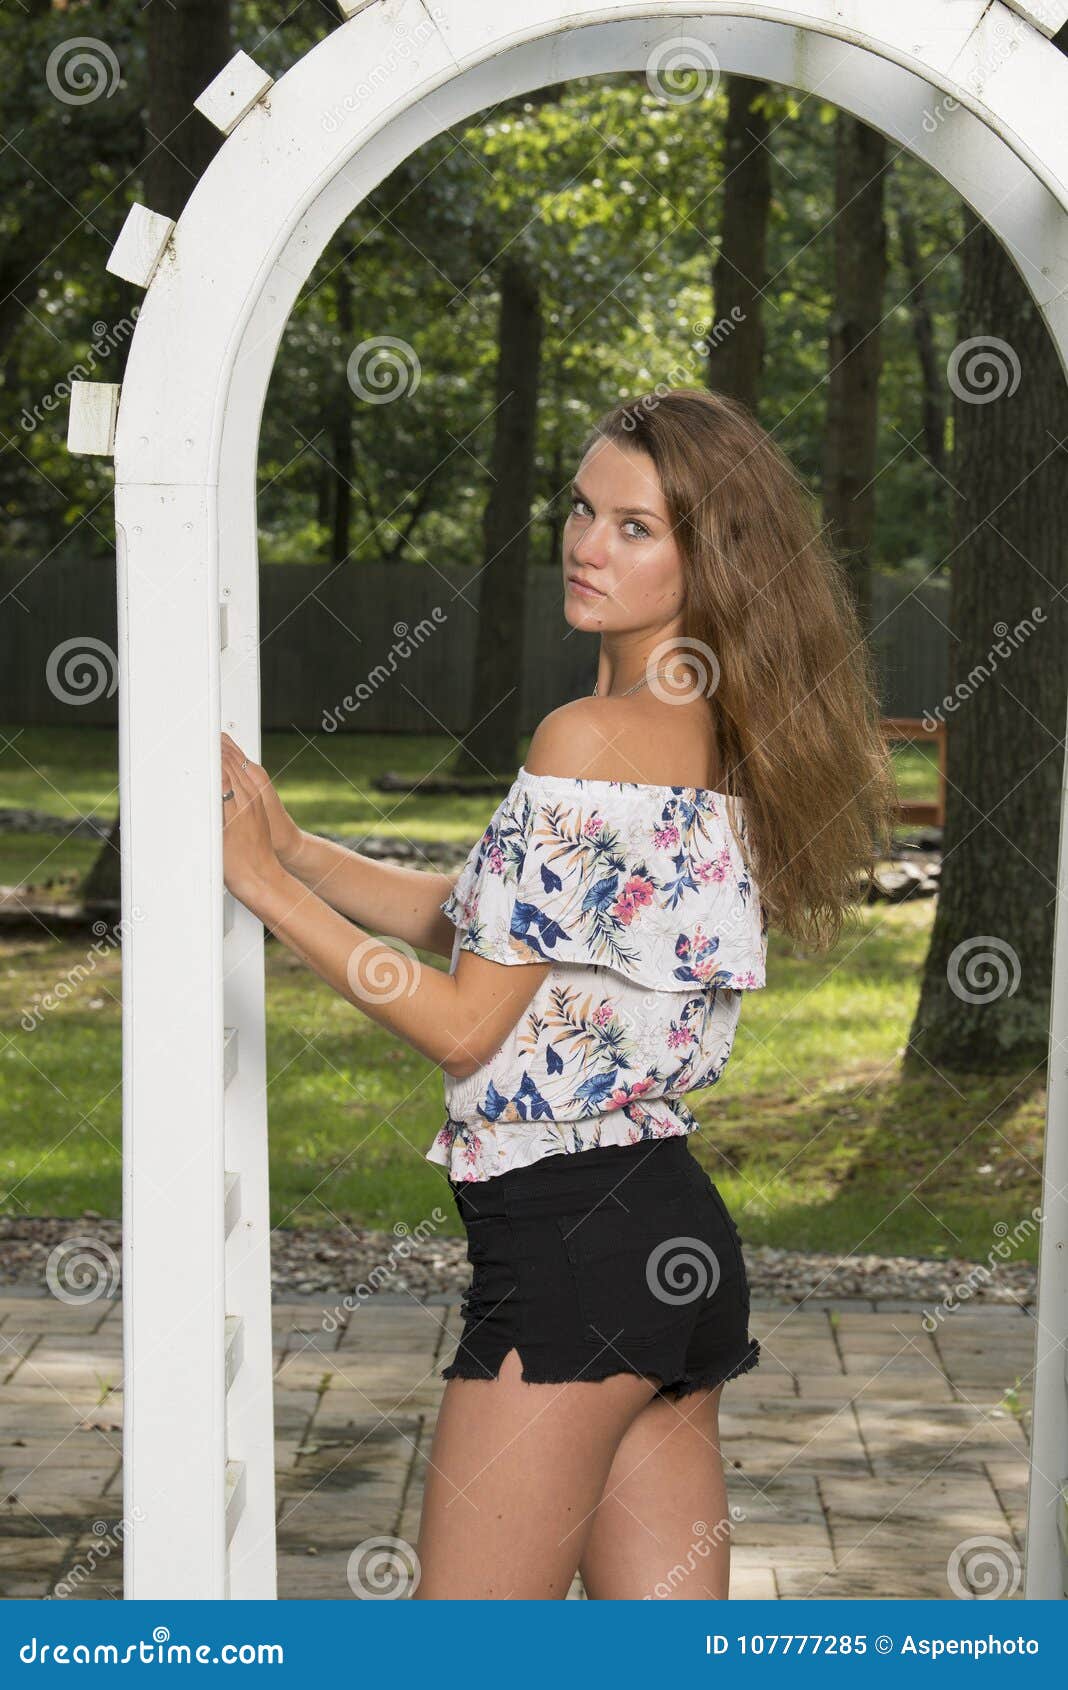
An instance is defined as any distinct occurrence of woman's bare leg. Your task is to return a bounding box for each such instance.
[413,1347,660,1599]
[579,1383,732,1599]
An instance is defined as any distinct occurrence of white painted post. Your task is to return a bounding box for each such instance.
[1025,763,1068,1598]
[114,483,236,1596]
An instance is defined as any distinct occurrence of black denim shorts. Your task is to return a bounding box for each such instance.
[441,1135,760,1400]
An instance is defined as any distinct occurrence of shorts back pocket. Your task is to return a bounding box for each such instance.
[555,1188,721,1351]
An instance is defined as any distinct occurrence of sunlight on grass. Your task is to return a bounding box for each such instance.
[0,897,1045,1260]
[697,901,1045,1258]
[1,726,937,890]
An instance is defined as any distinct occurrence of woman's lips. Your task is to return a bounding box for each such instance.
[567,575,605,600]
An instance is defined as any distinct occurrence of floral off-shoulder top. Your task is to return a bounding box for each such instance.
[426,765,768,1184]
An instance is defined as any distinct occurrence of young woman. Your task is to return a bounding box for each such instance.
[220,386,897,1601]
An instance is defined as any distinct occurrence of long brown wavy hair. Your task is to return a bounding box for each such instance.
[579,386,898,954]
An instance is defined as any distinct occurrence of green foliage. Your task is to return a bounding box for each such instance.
[2,11,964,580]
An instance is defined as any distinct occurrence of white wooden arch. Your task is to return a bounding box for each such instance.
[67,0,1068,1601]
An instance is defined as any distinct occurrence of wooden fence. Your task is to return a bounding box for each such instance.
[0,556,949,731]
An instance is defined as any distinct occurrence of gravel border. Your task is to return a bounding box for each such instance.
[0,1214,1036,1309]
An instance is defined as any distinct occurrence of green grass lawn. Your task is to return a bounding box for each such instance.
[0,725,545,891]
[0,725,942,891]
[1,727,1043,1260]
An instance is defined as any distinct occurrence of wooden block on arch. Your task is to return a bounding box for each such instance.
[106,202,175,288]
[1000,1,1068,37]
[68,381,120,456]
[194,49,274,136]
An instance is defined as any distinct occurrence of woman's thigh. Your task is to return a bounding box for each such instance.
[579,1383,733,1600]
[413,1346,659,1599]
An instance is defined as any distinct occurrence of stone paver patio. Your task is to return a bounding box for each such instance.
[0,1290,1033,1600]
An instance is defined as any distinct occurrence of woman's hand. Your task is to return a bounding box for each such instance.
[221,735,290,901]
[221,733,304,869]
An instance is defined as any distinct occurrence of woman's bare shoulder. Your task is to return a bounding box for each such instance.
[522,699,618,780]
[523,696,716,787]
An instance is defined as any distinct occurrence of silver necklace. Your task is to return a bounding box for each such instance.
[591,668,672,699]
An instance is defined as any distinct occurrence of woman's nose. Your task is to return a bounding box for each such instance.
[570,523,606,566]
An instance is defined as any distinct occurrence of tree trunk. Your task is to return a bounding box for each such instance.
[894,196,947,481]
[708,76,770,414]
[906,206,1068,1074]
[316,454,332,555]
[81,815,122,912]
[450,255,543,779]
[822,112,889,634]
[331,267,354,568]
[143,0,233,222]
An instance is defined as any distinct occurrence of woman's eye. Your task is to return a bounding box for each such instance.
[568,496,647,538]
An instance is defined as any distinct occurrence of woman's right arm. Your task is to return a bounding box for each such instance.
[220,733,459,959]
[280,831,459,959]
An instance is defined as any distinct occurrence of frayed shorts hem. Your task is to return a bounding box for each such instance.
[440,1336,761,1400]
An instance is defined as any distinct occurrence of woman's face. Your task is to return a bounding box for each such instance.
[562,437,685,632]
